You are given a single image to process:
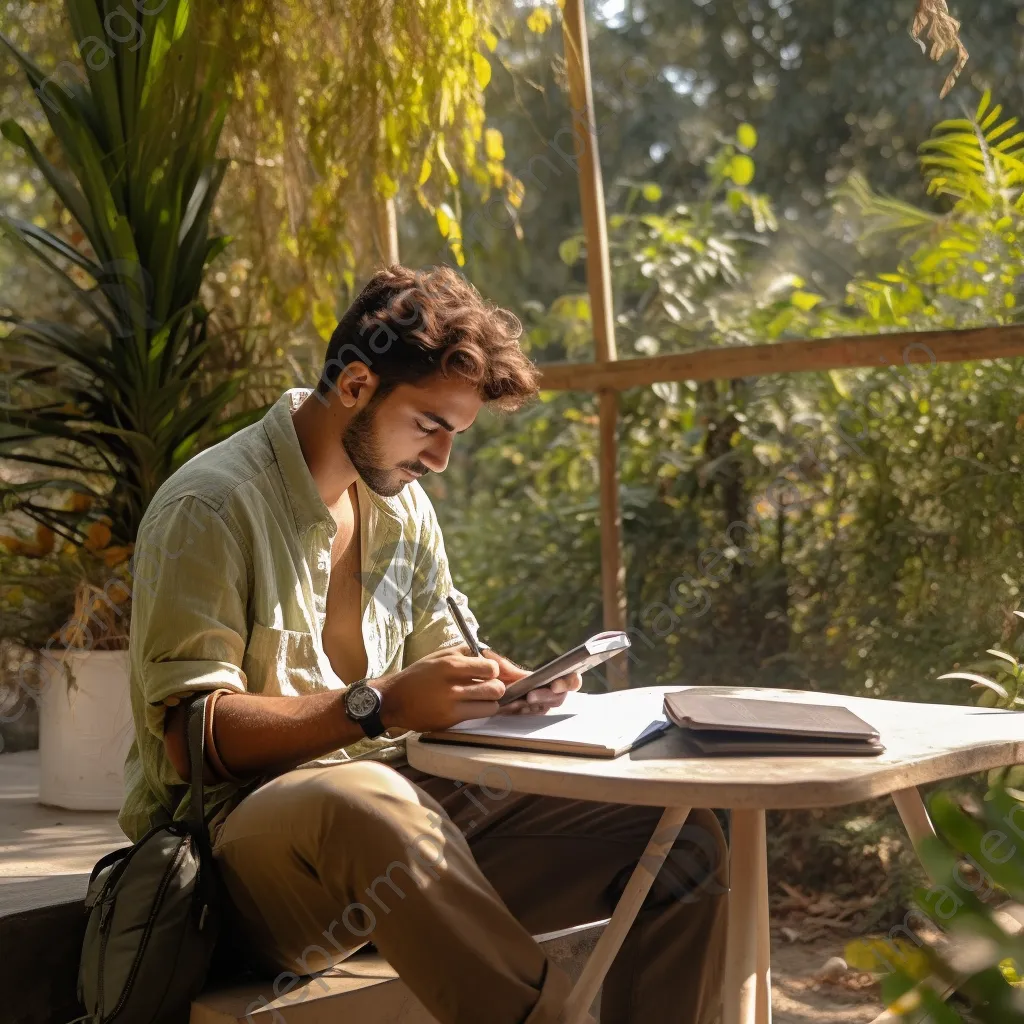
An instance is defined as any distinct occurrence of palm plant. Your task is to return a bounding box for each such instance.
[938,612,1024,712]
[0,0,263,554]
[846,787,1024,1021]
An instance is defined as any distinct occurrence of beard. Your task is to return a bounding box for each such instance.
[342,402,428,497]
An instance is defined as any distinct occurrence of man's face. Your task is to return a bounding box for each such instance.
[342,374,484,497]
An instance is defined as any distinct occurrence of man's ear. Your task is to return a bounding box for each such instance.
[336,361,378,409]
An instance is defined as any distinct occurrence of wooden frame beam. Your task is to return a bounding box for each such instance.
[562,0,628,686]
[536,325,1024,391]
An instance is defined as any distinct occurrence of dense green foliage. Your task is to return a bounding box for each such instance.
[433,88,1024,709]
[2,1,1022,695]
[0,0,540,643]
[847,786,1024,1019]
[0,1,258,551]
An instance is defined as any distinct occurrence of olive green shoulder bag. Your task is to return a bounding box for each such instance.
[74,693,222,1023]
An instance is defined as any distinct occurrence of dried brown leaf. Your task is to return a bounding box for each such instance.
[911,0,970,99]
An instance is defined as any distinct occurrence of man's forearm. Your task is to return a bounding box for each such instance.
[168,689,371,782]
[213,689,372,778]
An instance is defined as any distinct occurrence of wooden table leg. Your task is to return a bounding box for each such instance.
[723,809,771,1024]
[755,818,772,1024]
[891,787,937,854]
[563,805,691,1024]
[861,786,947,1022]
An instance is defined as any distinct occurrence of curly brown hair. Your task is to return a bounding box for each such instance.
[316,264,541,413]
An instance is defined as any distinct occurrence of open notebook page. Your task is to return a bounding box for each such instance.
[443,688,669,750]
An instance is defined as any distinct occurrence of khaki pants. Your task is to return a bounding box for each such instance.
[212,759,728,1024]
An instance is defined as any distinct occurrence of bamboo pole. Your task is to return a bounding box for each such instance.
[562,0,628,687]
[375,196,400,265]
[536,324,1024,391]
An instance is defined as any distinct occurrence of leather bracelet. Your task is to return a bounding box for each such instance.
[202,688,242,783]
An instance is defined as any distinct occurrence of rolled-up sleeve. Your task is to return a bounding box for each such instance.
[129,496,250,743]
[402,497,486,665]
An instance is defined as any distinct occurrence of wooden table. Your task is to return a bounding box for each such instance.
[406,684,1024,1024]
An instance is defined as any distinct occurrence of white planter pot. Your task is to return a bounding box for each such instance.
[38,649,133,811]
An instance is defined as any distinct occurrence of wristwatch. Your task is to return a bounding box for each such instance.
[343,680,387,739]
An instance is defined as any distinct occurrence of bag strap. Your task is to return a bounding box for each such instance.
[186,694,212,843]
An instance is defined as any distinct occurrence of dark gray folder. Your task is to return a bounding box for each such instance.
[663,691,884,756]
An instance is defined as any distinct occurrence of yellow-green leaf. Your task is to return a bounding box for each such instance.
[172,0,190,42]
[844,936,929,978]
[828,369,852,399]
[485,127,505,161]
[373,171,398,199]
[737,123,758,150]
[482,29,498,52]
[473,52,492,89]
[727,154,755,186]
[312,299,336,341]
[436,205,452,238]
[436,136,458,185]
[559,237,581,265]
[642,183,662,202]
[418,158,432,187]
[526,7,553,33]
[976,89,992,123]
[284,285,307,323]
[791,290,822,312]
[1000,958,1023,985]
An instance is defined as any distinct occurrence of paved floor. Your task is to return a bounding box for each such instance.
[0,750,125,915]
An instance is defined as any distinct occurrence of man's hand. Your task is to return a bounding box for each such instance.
[482,649,583,715]
[378,645,505,732]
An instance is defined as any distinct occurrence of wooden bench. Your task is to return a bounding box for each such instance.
[191,921,608,1023]
[2,875,604,1024]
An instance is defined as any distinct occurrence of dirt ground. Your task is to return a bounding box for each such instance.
[765,878,914,1023]
[772,931,884,1024]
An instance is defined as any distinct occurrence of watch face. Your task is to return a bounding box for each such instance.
[347,685,379,719]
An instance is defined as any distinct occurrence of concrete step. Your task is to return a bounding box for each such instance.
[191,921,608,1023]
[1,749,125,1024]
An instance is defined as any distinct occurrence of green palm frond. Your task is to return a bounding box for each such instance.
[0,1,266,549]
[831,169,941,246]
[919,90,1024,210]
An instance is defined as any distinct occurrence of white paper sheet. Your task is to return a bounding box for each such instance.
[445,688,669,749]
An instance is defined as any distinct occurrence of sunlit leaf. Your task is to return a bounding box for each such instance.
[937,672,1009,698]
[737,123,758,151]
[472,51,492,89]
[727,154,755,186]
[485,128,505,161]
[526,7,553,33]
[986,648,1019,669]
[436,205,452,237]
[790,290,823,311]
[558,237,581,266]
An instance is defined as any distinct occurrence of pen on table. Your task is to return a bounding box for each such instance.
[445,594,482,657]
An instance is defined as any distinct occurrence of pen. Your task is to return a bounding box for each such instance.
[446,594,482,657]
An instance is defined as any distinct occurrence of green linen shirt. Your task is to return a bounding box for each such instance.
[118,387,484,842]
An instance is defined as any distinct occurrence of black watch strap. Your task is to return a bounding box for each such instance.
[360,697,386,739]
[361,710,386,739]
[348,681,387,739]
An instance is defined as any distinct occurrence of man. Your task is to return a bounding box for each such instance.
[120,264,727,1024]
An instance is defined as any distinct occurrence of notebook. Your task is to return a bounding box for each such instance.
[663,690,884,756]
[421,689,671,758]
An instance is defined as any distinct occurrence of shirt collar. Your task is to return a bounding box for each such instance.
[263,388,404,535]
